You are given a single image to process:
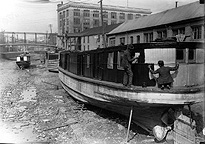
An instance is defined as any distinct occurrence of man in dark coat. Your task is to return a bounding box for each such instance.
[122,44,138,88]
[148,60,179,89]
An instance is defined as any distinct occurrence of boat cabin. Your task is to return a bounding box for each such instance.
[59,41,204,88]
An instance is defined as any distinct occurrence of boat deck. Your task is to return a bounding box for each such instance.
[59,67,204,94]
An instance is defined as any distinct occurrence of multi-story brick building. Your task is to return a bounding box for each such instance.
[57,1,151,35]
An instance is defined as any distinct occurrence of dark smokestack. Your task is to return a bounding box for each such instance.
[175,1,178,8]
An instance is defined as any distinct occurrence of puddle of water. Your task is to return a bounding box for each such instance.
[19,87,37,103]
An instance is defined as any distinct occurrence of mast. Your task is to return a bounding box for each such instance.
[99,0,106,48]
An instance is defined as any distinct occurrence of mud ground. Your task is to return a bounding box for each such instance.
[0,53,204,144]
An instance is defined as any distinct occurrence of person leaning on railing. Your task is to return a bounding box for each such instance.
[148,60,179,90]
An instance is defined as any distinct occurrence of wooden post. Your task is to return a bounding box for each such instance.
[99,0,106,48]
[125,106,133,143]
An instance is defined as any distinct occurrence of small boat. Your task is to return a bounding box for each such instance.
[58,41,204,141]
[16,53,31,69]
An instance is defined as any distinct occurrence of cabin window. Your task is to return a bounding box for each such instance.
[109,37,115,46]
[107,52,114,69]
[176,49,185,63]
[86,54,90,68]
[117,51,124,70]
[188,49,196,63]
[192,26,202,40]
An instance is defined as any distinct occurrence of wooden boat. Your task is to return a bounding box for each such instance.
[58,41,204,140]
[16,53,31,69]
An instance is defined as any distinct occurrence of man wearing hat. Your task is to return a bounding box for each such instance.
[121,44,139,88]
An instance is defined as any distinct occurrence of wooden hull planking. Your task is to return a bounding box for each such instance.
[59,68,204,132]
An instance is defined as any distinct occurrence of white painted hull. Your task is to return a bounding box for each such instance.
[59,68,204,132]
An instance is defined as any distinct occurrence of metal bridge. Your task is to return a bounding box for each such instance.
[0,31,57,52]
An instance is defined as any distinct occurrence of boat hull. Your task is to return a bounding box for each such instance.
[16,61,30,69]
[59,68,203,133]
[60,80,171,132]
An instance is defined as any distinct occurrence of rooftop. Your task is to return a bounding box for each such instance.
[57,1,151,14]
[108,1,204,35]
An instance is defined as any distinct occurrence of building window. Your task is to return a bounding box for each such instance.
[87,36,89,43]
[93,19,100,27]
[103,20,108,25]
[67,19,69,25]
[74,27,80,33]
[63,11,65,18]
[144,32,153,43]
[88,45,89,50]
[157,30,167,39]
[66,10,69,17]
[135,14,141,19]
[86,54,90,68]
[111,20,117,25]
[83,37,85,43]
[192,26,202,40]
[93,11,99,17]
[84,45,85,51]
[128,14,133,20]
[103,11,108,18]
[130,36,133,44]
[137,35,140,43]
[119,13,125,19]
[117,51,124,69]
[83,19,90,26]
[176,49,185,63]
[120,37,125,45]
[109,37,115,46]
[74,17,80,25]
[73,9,80,16]
[83,10,90,17]
[111,12,117,19]
[107,52,114,69]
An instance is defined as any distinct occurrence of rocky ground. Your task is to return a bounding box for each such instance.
[0,53,204,144]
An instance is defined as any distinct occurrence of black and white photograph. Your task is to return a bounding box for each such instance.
[0,0,204,143]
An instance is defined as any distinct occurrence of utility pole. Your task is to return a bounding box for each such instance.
[49,24,53,33]
[99,0,106,48]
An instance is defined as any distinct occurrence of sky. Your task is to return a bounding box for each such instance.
[0,0,198,33]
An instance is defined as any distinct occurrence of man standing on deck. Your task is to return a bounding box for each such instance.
[122,44,139,88]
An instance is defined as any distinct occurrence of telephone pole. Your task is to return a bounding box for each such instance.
[99,0,106,48]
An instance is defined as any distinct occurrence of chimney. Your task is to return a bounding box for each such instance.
[175,1,178,8]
